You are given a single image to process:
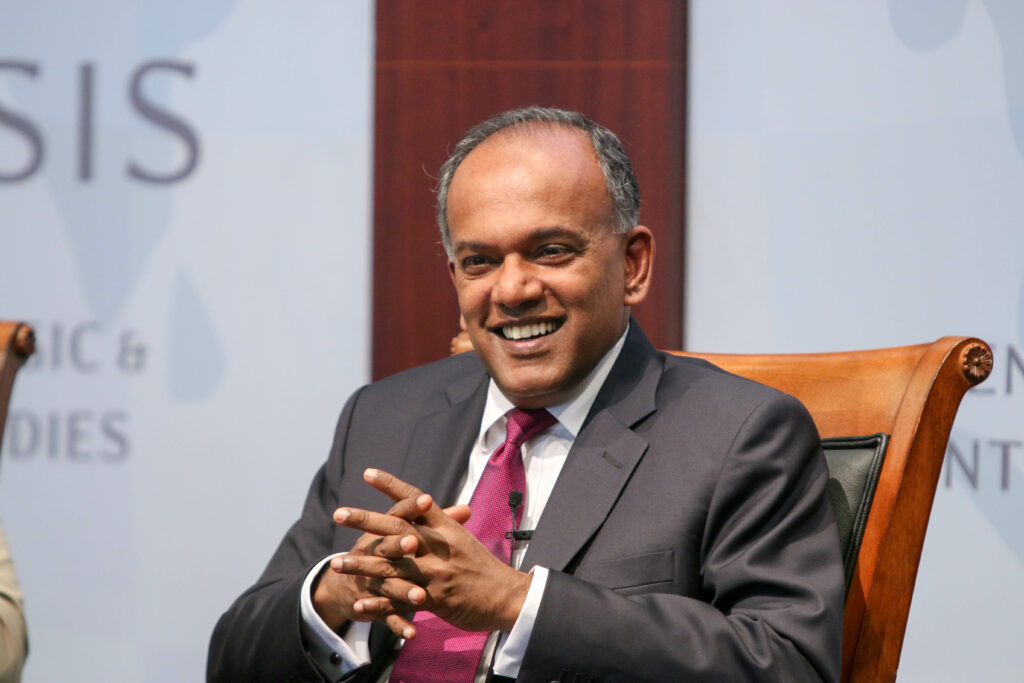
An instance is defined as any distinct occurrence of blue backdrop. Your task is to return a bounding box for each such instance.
[688,1,1024,679]
[0,2,374,680]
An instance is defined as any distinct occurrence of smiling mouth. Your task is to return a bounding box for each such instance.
[496,319,564,341]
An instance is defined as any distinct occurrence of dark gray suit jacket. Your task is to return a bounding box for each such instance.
[208,325,845,682]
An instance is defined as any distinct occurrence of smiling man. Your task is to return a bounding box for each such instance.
[445,121,652,410]
[208,107,844,682]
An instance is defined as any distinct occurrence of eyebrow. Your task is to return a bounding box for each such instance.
[452,227,581,253]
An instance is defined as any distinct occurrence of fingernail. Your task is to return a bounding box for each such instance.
[353,601,364,614]
[334,509,350,522]
[403,627,414,639]
[417,494,431,507]
[365,468,379,480]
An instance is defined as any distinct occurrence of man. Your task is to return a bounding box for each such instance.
[208,107,844,682]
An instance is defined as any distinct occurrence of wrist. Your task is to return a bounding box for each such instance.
[313,568,354,632]
[496,570,533,632]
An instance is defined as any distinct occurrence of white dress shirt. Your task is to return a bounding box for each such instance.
[300,327,628,681]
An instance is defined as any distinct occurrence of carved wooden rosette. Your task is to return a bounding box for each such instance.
[960,342,993,384]
[0,321,37,460]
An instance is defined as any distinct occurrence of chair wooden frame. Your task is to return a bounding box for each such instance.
[0,321,35,454]
[670,337,992,682]
[451,332,993,682]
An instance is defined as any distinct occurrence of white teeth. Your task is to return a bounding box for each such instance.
[501,320,559,340]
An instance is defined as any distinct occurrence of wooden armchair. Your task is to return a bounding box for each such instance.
[451,332,993,682]
[0,321,35,453]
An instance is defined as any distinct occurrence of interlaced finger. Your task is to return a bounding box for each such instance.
[351,595,398,618]
[364,468,424,503]
[334,507,415,537]
[373,533,418,558]
[386,495,431,523]
[384,613,417,641]
[332,554,422,582]
[368,575,426,607]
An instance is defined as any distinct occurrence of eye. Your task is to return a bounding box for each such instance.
[460,254,495,276]
[534,244,575,263]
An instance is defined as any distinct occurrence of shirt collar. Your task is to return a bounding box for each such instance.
[478,324,629,445]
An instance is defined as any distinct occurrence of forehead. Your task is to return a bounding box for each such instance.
[446,125,612,237]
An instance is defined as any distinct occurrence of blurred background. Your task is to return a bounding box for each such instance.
[0,1,1020,680]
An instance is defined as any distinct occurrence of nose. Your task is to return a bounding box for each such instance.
[492,256,544,312]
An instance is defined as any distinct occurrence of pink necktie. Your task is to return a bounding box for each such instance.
[389,408,557,683]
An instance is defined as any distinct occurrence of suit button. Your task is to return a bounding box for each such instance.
[329,651,342,666]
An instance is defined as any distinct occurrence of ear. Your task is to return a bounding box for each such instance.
[622,226,654,306]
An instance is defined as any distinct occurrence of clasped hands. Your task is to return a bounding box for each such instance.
[313,468,532,641]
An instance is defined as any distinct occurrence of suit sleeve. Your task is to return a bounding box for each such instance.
[517,393,845,682]
[207,388,375,683]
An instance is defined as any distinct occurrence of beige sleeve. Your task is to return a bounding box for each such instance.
[0,522,27,683]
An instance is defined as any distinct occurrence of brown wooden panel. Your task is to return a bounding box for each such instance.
[374,0,686,379]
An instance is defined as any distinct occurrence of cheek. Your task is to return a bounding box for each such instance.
[564,275,614,316]
[455,282,487,315]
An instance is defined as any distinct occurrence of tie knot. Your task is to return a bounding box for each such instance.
[504,408,557,449]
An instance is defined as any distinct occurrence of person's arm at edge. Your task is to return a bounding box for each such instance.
[0,522,28,683]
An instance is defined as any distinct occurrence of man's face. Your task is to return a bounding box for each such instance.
[446,126,653,409]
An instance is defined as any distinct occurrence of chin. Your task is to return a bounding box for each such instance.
[493,372,568,408]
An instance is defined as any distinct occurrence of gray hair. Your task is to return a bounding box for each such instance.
[436,106,641,256]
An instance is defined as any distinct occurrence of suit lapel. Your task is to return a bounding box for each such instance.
[523,323,663,572]
[399,366,489,507]
[522,410,649,572]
